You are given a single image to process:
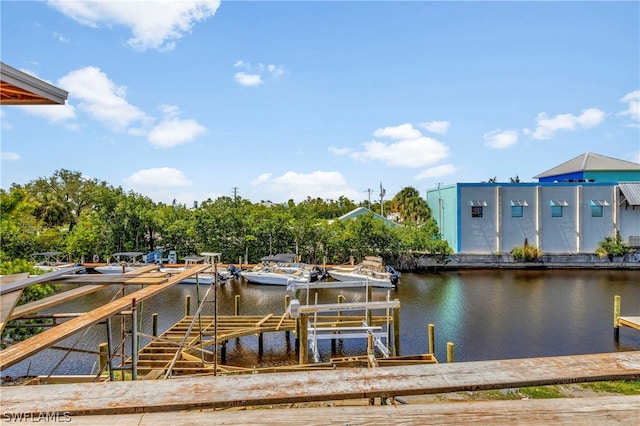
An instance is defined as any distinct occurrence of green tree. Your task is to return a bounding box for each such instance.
[389,186,431,223]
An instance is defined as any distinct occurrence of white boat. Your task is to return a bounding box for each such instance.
[160,252,236,284]
[241,267,310,286]
[30,252,75,272]
[95,252,145,274]
[328,256,400,288]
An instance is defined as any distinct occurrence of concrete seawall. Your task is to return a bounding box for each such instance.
[410,253,640,271]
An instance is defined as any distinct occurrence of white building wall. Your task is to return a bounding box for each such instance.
[455,183,624,254]
[459,186,497,253]
[498,186,538,252]
[578,186,616,252]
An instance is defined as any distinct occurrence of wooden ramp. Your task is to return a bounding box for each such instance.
[1,351,638,417]
[0,265,208,371]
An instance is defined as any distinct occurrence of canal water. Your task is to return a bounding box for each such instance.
[2,269,639,377]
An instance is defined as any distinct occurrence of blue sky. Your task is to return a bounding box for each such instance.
[1,1,639,205]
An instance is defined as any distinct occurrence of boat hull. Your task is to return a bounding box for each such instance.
[327,270,395,288]
[241,271,309,286]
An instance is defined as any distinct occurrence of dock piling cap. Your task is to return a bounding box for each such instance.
[288,299,300,318]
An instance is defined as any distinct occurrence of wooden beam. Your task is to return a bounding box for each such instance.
[52,395,640,425]
[2,351,637,416]
[0,266,84,295]
[0,265,209,371]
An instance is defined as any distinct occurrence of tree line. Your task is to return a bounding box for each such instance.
[1,169,451,267]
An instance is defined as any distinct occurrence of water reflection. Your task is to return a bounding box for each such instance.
[2,270,639,377]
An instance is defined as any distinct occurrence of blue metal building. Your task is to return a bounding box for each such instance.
[426,153,640,254]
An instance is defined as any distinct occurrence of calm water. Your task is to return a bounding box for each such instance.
[3,270,639,377]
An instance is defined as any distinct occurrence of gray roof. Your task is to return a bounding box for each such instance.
[534,152,640,179]
[619,182,640,206]
[1,62,68,105]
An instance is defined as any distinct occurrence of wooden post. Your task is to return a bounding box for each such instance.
[234,295,240,316]
[447,342,455,363]
[366,282,373,326]
[284,294,291,340]
[185,295,191,317]
[152,313,158,337]
[221,341,226,364]
[299,313,308,365]
[98,342,108,374]
[393,300,400,356]
[428,323,435,354]
[258,333,264,356]
[332,295,344,353]
[614,295,621,340]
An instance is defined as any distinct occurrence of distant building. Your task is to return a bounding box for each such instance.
[426,153,640,254]
[332,207,401,227]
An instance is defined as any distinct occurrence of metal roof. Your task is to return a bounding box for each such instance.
[0,62,68,105]
[619,182,640,206]
[533,152,640,179]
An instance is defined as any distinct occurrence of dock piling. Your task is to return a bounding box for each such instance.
[447,342,455,363]
[152,313,158,337]
[614,295,621,340]
[185,295,191,317]
[428,323,435,355]
[235,295,240,316]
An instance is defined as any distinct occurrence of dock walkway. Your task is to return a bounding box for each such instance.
[1,351,638,422]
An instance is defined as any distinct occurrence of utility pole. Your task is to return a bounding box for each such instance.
[232,187,239,206]
[365,188,373,209]
[379,182,386,217]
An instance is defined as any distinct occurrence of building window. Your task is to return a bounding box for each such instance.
[590,200,609,218]
[550,200,568,218]
[470,200,487,218]
[511,206,524,218]
[510,200,527,218]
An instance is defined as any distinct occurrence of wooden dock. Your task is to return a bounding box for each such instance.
[1,351,638,422]
[0,265,209,371]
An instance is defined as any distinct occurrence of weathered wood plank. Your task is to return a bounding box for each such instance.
[619,316,640,331]
[1,351,638,416]
[0,265,209,371]
[53,395,640,425]
[0,267,84,295]
[7,285,107,322]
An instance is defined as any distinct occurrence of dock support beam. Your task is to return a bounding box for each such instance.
[299,313,308,365]
[152,313,158,337]
[428,323,435,355]
[393,300,400,356]
[614,295,621,340]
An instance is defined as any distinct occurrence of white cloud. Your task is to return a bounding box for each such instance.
[48,0,220,51]
[234,72,262,86]
[524,108,605,140]
[18,103,77,125]
[233,60,284,86]
[414,164,458,179]
[1,152,21,161]
[251,173,272,186]
[146,104,206,148]
[352,124,449,168]
[58,66,148,132]
[418,120,450,135]
[373,123,422,140]
[328,146,353,156]
[483,129,518,149]
[618,90,640,122]
[251,171,361,202]
[123,167,192,189]
[268,64,284,77]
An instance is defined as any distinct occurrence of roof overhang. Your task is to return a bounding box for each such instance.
[619,182,640,206]
[0,62,68,105]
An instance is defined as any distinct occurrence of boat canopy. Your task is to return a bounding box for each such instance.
[261,253,298,263]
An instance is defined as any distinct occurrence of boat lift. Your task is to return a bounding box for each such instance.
[287,279,400,363]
